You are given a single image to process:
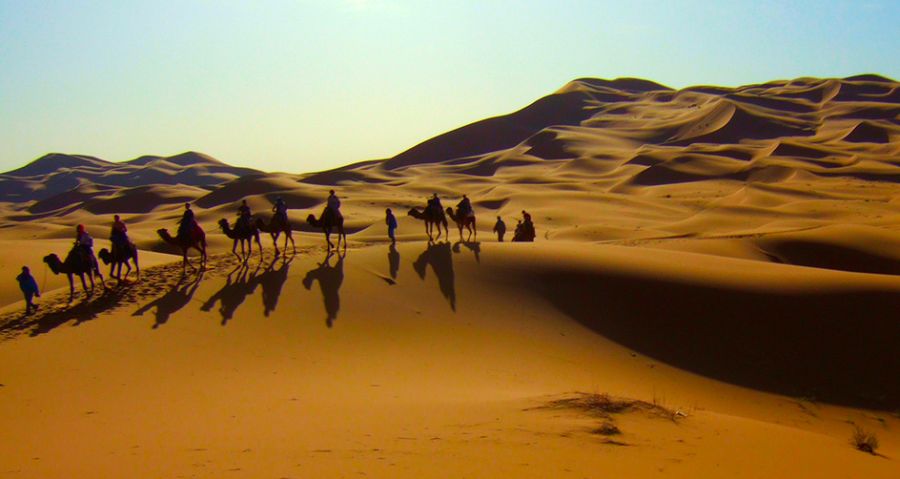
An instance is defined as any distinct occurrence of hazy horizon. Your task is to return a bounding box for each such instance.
[2,0,898,174]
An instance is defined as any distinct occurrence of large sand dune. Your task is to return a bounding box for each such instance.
[0,75,898,477]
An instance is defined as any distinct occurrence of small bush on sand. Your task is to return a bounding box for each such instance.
[546,392,682,422]
[592,422,621,436]
[851,426,879,454]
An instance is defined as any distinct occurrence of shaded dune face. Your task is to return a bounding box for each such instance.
[537,269,899,410]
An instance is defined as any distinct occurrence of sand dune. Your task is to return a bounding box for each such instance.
[0,74,898,477]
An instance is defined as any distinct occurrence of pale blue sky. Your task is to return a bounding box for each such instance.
[1,0,897,173]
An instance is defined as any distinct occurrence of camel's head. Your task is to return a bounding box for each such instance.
[218,218,230,229]
[98,248,111,265]
[43,253,60,272]
[306,214,317,225]
[156,229,170,240]
[407,207,421,217]
[445,206,454,215]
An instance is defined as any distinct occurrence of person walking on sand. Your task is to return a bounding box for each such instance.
[493,216,506,242]
[16,266,40,315]
[385,208,398,243]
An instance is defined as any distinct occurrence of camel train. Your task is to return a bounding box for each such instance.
[42,192,534,295]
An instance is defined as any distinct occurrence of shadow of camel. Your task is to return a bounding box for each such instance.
[453,241,481,263]
[201,262,261,325]
[133,271,205,329]
[303,250,345,328]
[413,241,456,311]
[258,255,292,317]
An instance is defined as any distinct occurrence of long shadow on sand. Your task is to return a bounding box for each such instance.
[0,286,126,338]
[540,271,900,410]
[453,241,481,263]
[258,255,292,317]
[388,243,400,281]
[133,272,205,329]
[303,250,344,328]
[201,262,261,325]
[413,241,455,311]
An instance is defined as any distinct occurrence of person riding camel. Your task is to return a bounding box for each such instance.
[110,215,129,251]
[427,193,443,219]
[237,199,252,234]
[74,224,101,274]
[325,190,342,223]
[456,194,473,219]
[177,203,197,241]
[272,197,288,227]
[517,210,536,241]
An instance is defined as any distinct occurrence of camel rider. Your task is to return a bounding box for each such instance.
[457,194,473,218]
[177,203,196,240]
[428,193,443,217]
[521,210,535,240]
[237,200,252,234]
[325,190,342,222]
[74,224,100,273]
[110,215,129,251]
[272,197,288,226]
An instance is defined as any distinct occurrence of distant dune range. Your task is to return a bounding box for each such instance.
[1,76,900,477]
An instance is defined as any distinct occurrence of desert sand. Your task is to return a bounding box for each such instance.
[0,75,898,477]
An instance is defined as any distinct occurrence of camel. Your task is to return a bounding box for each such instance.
[407,207,448,241]
[98,242,140,282]
[43,249,105,300]
[255,216,296,256]
[157,227,207,271]
[445,206,477,242]
[306,210,346,250]
[218,218,263,261]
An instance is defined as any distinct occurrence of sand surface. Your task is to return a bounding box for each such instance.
[0,75,898,477]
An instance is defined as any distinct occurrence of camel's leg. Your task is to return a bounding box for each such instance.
[255,234,264,260]
[94,261,105,288]
[272,232,280,257]
[287,231,296,254]
[67,274,75,301]
[82,273,91,293]
[231,239,240,259]
[134,255,140,281]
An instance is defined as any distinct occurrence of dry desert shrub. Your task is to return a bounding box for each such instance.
[851,425,879,454]
[546,392,684,422]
